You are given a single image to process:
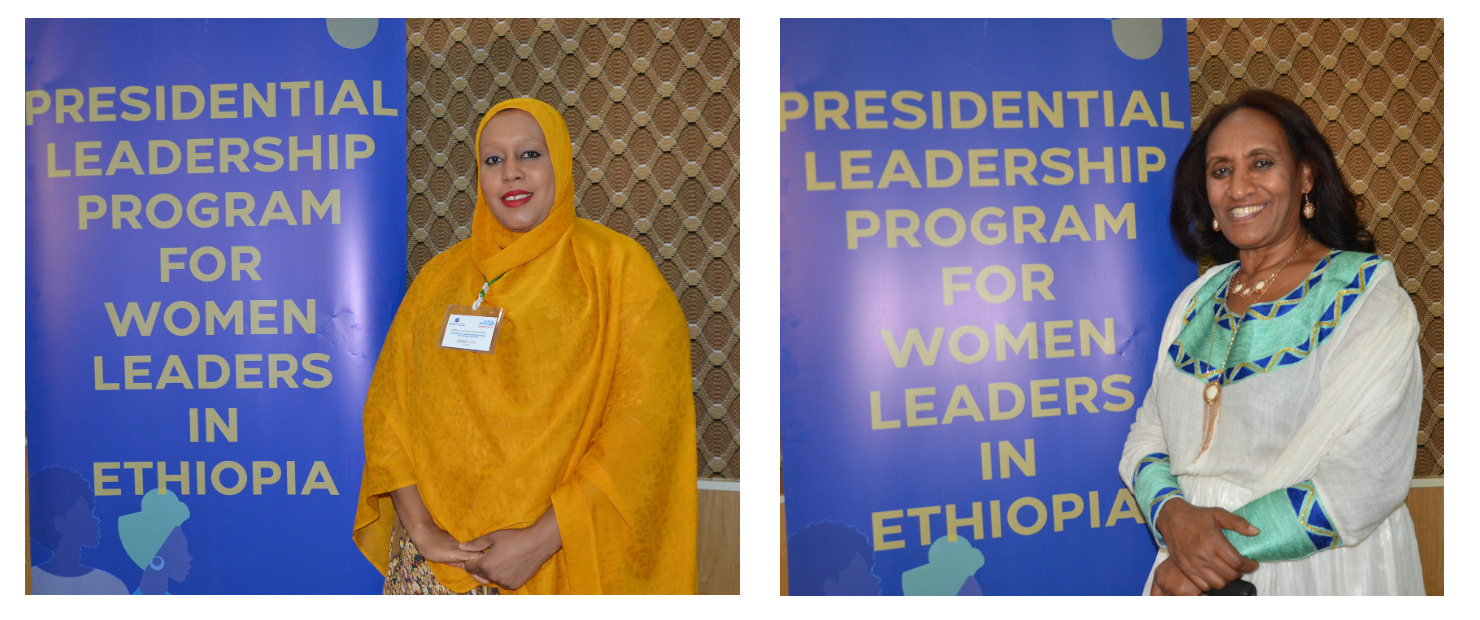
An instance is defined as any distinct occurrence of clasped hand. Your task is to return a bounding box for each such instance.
[408,507,563,591]
[1152,498,1259,595]
[457,509,563,591]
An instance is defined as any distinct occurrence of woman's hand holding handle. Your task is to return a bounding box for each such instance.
[1156,497,1260,591]
[1151,558,1204,596]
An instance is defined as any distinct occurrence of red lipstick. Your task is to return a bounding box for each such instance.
[501,190,533,208]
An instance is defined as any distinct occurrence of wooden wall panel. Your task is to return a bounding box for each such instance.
[780,500,788,596]
[696,488,739,594]
[1406,485,1443,595]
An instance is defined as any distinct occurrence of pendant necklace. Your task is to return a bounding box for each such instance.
[1199,233,1311,456]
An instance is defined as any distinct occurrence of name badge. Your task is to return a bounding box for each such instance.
[438,304,505,354]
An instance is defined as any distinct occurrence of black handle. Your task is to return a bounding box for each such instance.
[1203,579,1257,596]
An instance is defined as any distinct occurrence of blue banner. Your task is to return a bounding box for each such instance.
[26,19,404,594]
[781,19,1197,595]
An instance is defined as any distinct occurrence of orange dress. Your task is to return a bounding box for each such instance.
[353,98,697,594]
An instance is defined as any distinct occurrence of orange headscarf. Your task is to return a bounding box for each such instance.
[353,98,696,594]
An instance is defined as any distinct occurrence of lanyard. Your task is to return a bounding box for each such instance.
[471,273,505,311]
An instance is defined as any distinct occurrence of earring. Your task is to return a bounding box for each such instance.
[151,555,165,571]
[1303,193,1316,219]
[1211,217,1220,232]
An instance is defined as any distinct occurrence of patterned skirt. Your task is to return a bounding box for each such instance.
[384,524,499,595]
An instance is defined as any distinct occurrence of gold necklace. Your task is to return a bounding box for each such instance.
[1198,233,1311,456]
[1230,234,1313,299]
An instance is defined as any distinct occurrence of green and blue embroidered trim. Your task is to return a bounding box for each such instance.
[1133,453,1183,547]
[1224,479,1343,562]
[1167,251,1384,386]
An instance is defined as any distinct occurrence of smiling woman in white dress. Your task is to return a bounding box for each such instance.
[1119,89,1424,596]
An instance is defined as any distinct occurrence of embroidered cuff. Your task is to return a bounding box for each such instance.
[1132,453,1184,547]
[1224,479,1343,562]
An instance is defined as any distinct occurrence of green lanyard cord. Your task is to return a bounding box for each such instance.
[471,273,506,310]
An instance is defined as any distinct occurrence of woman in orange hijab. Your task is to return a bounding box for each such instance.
[353,98,697,594]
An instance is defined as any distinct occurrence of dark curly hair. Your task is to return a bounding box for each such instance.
[1170,89,1374,263]
[29,466,93,551]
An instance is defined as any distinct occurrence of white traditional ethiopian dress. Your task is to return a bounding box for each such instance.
[1119,250,1425,595]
